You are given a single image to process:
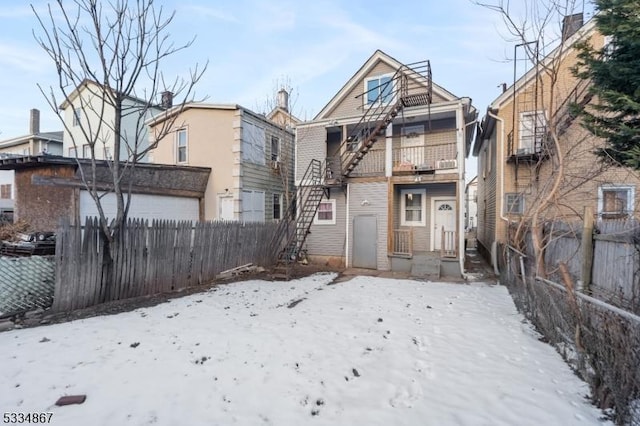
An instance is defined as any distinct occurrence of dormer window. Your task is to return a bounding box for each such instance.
[365,74,393,105]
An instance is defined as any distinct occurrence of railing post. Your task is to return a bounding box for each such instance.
[581,206,594,293]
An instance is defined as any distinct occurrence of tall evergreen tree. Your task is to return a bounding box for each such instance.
[573,0,640,167]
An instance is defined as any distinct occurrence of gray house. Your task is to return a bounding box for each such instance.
[293,50,476,277]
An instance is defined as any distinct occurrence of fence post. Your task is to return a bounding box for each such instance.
[581,206,594,293]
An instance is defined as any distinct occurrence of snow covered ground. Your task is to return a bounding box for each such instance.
[0,274,610,426]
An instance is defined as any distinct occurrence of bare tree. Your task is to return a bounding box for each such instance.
[32,0,206,295]
[260,77,301,216]
[33,0,206,239]
[473,0,631,278]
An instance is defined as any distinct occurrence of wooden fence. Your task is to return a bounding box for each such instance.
[524,216,640,314]
[53,218,280,312]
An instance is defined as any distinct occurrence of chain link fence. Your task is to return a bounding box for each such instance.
[501,244,640,425]
[0,256,55,317]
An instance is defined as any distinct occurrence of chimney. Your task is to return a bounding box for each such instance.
[277,89,289,112]
[29,108,40,135]
[562,13,584,41]
[161,91,173,109]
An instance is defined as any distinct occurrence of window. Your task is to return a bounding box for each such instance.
[504,193,524,215]
[603,35,615,59]
[0,184,11,199]
[104,146,112,160]
[598,185,634,218]
[400,189,426,226]
[69,147,77,157]
[176,128,187,163]
[365,75,393,105]
[242,120,265,165]
[73,108,81,126]
[271,136,280,162]
[273,193,282,220]
[314,199,336,225]
[242,190,265,222]
[519,111,546,154]
[82,144,91,158]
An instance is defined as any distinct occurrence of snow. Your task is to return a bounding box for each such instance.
[0,274,610,426]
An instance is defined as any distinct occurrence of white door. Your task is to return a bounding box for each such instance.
[219,197,234,220]
[433,199,456,250]
[400,125,425,166]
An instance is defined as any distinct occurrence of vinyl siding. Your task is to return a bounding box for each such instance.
[476,133,497,256]
[295,125,326,181]
[305,190,346,257]
[240,112,295,221]
[348,181,389,270]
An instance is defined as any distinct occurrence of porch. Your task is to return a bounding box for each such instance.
[387,181,461,278]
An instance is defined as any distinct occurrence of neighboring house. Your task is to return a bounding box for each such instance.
[266,89,302,130]
[0,156,210,231]
[472,14,640,266]
[293,50,476,277]
[465,176,478,230]
[60,79,163,162]
[0,109,63,219]
[148,103,295,222]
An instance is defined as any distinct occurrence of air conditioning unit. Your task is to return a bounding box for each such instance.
[436,159,457,169]
[271,160,280,171]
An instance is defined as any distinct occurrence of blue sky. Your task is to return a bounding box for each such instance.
[0,0,594,176]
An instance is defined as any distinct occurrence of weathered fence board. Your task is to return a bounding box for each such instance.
[53,219,281,312]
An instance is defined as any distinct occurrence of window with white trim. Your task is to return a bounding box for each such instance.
[273,193,282,220]
[82,144,91,158]
[401,189,426,226]
[0,184,12,199]
[504,193,524,215]
[242,190,265,222]
[73,108,81,127]
[365,74,393,105]
[598,185,634,218]
[271,136,280,162]
[104,146,112,160]
[242,120,265,165]
[314,199,336,225]
[69,147,77,157]
[176,128,187,163]
[519,111,546,154]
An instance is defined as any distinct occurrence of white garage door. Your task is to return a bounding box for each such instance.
[79,191,199,222]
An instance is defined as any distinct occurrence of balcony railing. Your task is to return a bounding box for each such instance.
[392,229,413,257]
[350,149,385,177]
[441,227,457,258]
[392,142,457,173]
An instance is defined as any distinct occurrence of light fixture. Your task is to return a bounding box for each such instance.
[414,175,422,183]
[361,199,370,206]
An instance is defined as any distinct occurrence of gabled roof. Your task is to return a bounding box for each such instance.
[489,18,597,110]
[59,79,159,110]
[314,50,459,120]
[0,131,63,149]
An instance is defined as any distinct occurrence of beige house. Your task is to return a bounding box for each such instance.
[293,50,476,277]
[473,14,640,266]
[148,104,294,222]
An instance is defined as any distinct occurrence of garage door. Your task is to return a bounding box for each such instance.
[79,191,199,222]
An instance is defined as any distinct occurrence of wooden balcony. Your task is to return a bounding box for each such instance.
[392,142,457,174]
[350,149,385,177]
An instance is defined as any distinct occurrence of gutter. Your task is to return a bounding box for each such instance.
[487,109,507,276]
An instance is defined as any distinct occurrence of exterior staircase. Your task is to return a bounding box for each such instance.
[271,159,324,279]
[273,60,434,279]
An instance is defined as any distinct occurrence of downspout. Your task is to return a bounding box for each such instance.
[345,183,350,268]
[456,101,466,277]
[487,109,506,276]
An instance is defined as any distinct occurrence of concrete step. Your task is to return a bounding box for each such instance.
[410,254,440,280]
